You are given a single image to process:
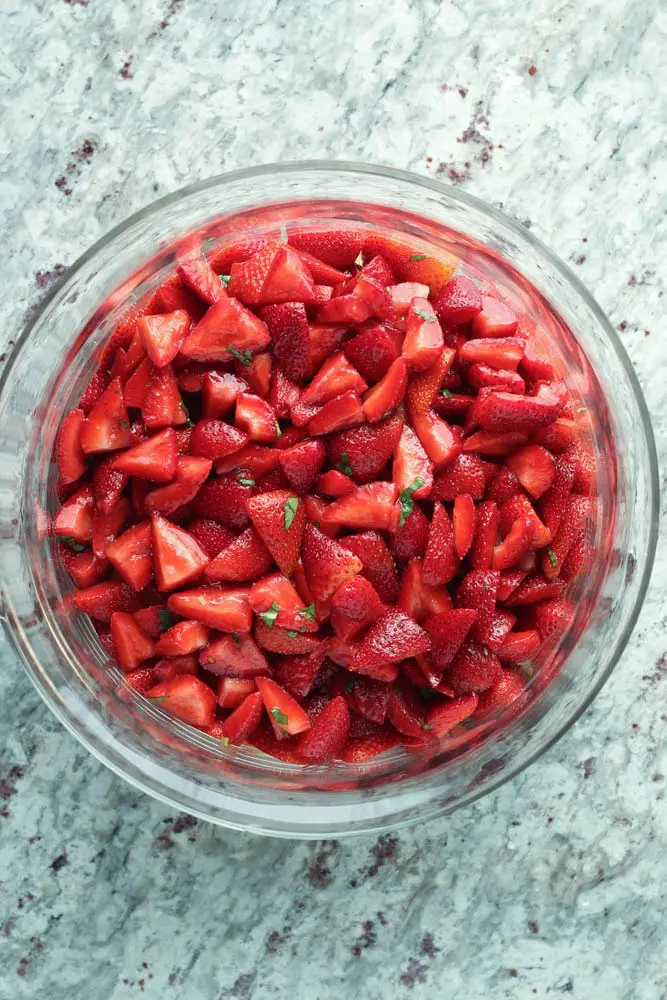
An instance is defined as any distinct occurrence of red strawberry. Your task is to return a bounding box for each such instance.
[316,469,355,497]
[201,371,248,418]
[424,693,478,736]
[463,430,529,456]
[468,363,525,394]
[397,559,452,623]
[92,497,132,559]
[538,448,579,535]
[214,445,280,480]
[105,521,153,591]
[308,390,364,436]
[272,645,328,700]
[147,279,205,321]
[352,608,430,672]
[72,580,141,621]
[260,301,312,381]
[224,242,279,303]
[245,490,305,576]
[432,453,486,501]
[475,386,562,434]
[300,523,362,602]
[471,295,518,337]
[560,529,589,583]
[292,248,347,285]
[79,378,132,454]
[413,411,461,470]
[177,255,226,305]
[534,417,578,454]
[238,351,272,398]
[433,275,482,325]
[328,411,402,486]
[402,299,444,372]
[445,643,503,694]
[505,445,555,499]
[541,495,590,579]
[362,357,408,423]
[496,570,527,602]
[485,466,522,505]
[111,427,178,482]
[534,595,574,641]
[456,569,499,643]
[208,237,270,274]
[79,368,109,414]
[423,609,478,670]
[179,297,271,363]
[295,695,349,763]
[321,482,400,533]
[474,668,525,718]
[504,575,565,606]
[53,485,95,544]
[390,282,430,317]
[193,475,255,530]
[348,676,392,725]
[142,365,186,430]
[201,632,270,678]
[137,311,190,368]
[459,337,525,371]
[235,393,278,444]
[277,439,326,494]
[110,611,156,671]
[452,493,476,558]
[57,409,87,485]
[255,677,312,737]
[255,619,321,655]
[144,456,212,517]
[341,725,402,762]
[288,229,363,270]
[289,395,321,428]
[484,608,517,651]
[125,666,158,695]
[470,500,499,570]
[151,514,209,592]
[220,691,264,745]
[248,572,318,632]
[499,495,552,549]
[340,531,399,604]
[205,526,273,582]
[147,675,217,728]
[432,391,474,420]
[189,419,248,461]
[156,619,211,656]
[316,294,371,325]
[330,575,384,641]
[307,322,346,372]
[492,514,534,571]
[343,323,400,383]
[406,348,456,420]
[132,604,173,639]
[391,505,430,563]
[123,357,154,410]
[422,503,459,586]
[65,550,110,589]
[186,518,235,559]
[301,352,367,406]
[386,681,425,738]
[217,676,257,709]
[168,585,252,632]
[360,236,458,292]
[393,424,433,500]
[352,274,397,322]
[497,629,541,663]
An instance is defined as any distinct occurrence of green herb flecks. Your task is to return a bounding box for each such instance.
[398,477,425,526]
[283,497,299,530]
[157,608,174,632]
[547,548,558,568]
[259,602,280,628]
[235,469,256,487]
[221,274,232,286]
[228,346,253,366]
[299,603,317,622]
[149,695,169,703]
[287,627,307,638]
[231,632,241,648]
[275,420,282,438]
[60,536,88,553]
[410,253,428,262]
[335,452,353,477]
[440,389,453,398]
[413,306,436,323]
[271,707,289,726]
[221,736,230,746]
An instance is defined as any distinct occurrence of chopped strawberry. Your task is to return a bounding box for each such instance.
[391,505,430,563]
[200,371,247,419]
[496,570,527,602]
[92,497,132,559]
[328,410,404,485]
[432,453,486,501]
[79,378,132,454]
[330,575,384,642]
[343,322,401,383]
[213,444,280,480]
[470,500,500,570]
[504,574,565,606]
[104,521,153,590]
[277,439,326,494]
[360,235,458,293]
[155,619,210,656]
[424,693,478,736]
[295,695,349,763]
[255,619,321,655]
[57,409,87,486]
[459,337,525,371]
[492,514,534,571]
[476,385,562,434]
[422,503,459,586]
[413,411,461,470]
[201,632,270,678]
[205,526,273,582]
[456,568,499,643]
[248,572,318,632]
[484,608,517,652]
[397,559,453,623]
[390,282,430,318]
[65,550,110,589]
[147,675,216,728]
[534,417,579,454]
[301,523,363,602]
[452,493,476,559]
[255,677,311,738]
[316,294,371,325]
[142,365,187,431]
[179,296,271,363]
[534,595,575,641]
[125,666,158,695]
[393,425,434,500]
[497,629,541,663]
[538,448,579,536]
[446,642,503,694]
[402,299,445,371]
[471,295,518,337]
[351,608,430,674]
[272,645,328,700]
[151,514,209,592]
[433,275,482,325]
[110,611,156,671]
[321,482,400,533]
[137,311,190,368]
[53,485,95,545]
[111,427,178,482]
[406,348,456,420]
[261,301,313,381]
[307,321,346,372]
[217,676,257,709]
[189,418,248,461]
[208,237,270,274]
[474,668,525,718]
[193,475,255,530]
[72,579,141,621]
[245,490,304,577]
[423,608,478,671]
[485,466,522,506]
[462,430,529,456]
[177,255,226,305]
[288,229,362,269]
[352,274,397,323]
[79,368,109,414]
[499,495,551,549]
[505,444,555,499]
[316,469,355,497]
[238,350,272,398]
[341,724,402,762]
[541,495,590,579]
[217,690,264,745]
[167,585,252,632]
[308,390,364,436]
[235,392,278,444]
[186,518,234,559]
[468,364,525,394]
[301,352,368,406]
[340,531,399,604]
[143,456,212,517]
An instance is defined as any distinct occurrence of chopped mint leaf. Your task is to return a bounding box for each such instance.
[336,452,353,477]
[60,536,87,553]
[440,389,453,398]
[483,583,490,591]
[149,695,169,703]
[271,706,289,726]
[221,274,232,286]
[299,603,317,622]
[398,477,425,526]
[259,602,280,628]
[354,250,364,268]
[228,346,252,366]
[119,419,129,430]
[235,468,256,487]
[221,736,230,746]
[283,496,299,530]
[313,520,320,529]
[157,608,173,632]
[231,632,241,648]
[410,253,428,261]
[413,306,436,323]
[275,420,282,438]
[207,656,215,664]
[421,721,433,731]
[287,627,307,637]
[547,548,558,568]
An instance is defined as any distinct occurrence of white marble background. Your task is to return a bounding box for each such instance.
[0,1,666,998]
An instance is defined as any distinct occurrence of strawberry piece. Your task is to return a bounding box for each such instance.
[519,341,555,383]
[225,242,280,304]
[292,248,347,285]
[474,668,525,718]
[142,365,186,430]
[235,392,278,444]
[144,456,212,517]
[539,448,579,535]
[456,569,499,643]
[218,690,263,745]
[98,312,141,370]
[446,642,503,695]
[453,493,476,558]
[179,296,270,363]
[423,608,478,670]
[255,619,321,655]
[264,245,318,305]
[432,391,474,420]
[217,676,257,709]
[424,693,478,736]
[470,500,500,570]
[295,696,350,763]
[307,321,346,372]
[413,411,461,470]
[484,608,517,652]
[123,357,154,409]
[534,418,578,453]
[393,425,434,500]
[499,494,551,549]
[137,311,190,368]
[534,595,575,641]
[260,301,312,382]
[79,368,109,414]
[152,514,209,592]
[316,469,355,497]
[468,364,525,394]
[245,489,305,577]
[542,495,590,579]
[301,353,368,406]
[402,299,444,371]
[352,274,397,322]
[132,605,172,639]
[497,630,541,663]
[341,724,402,762]
[406,348,456,420]
[432,453,486,502]
[560,529,589,582]
[321,482,400,533]
[125,667,158,695]
[277,439,326,494]
[348,677,392,725]
[193,475,255,530]
[459,337,525,371]
[316,294,371,324]
[168,585,252,632]
[53,485,95,544]
[111,427,178,482]
[391,505,430,563]
[390,282,430,318]
[360,235,458,292]
[65,550,110,589]
[105,521,153,591]
[57,409,87,485]
[340,531,399,604]
[156,619,210,656]
[330,575,384,641]
[476,386,562,434]
[328,410,404,485]
[239,351,272,398]
[462,430,529,456]
[422,503,459,586]
[214,444,280,480]
[571,445,595,495]
[289,396,321,428]
[149,653,200,685]
[201,632,270,678]
[147,675,216,728]
[505,445,555,499]
[269,368,301,419]
[288,229,363,269]
[110,611,156,671]
[352,608,430,672]
[190,418,248,461]
[301,523,363,602]
[73,580,141,621]
[486,466,522,506]
[208,237,270,274]
[397,559,452,623]
[504,575,565,606]
[79,378,132,454]
[205,526,273,582]
[386,681,425,738]
[92,497,132,559]
[249,572,318,631]
[177,256,226,305]
[147,279,205,321]
[471,295,518,337]
[343,323,401,383]
[308,390,364,436]
[493,514,534,571]
[272,645,328,700]
[201,371,248,419]
[186,518,234,559]
[255,677,312,737]
[496,570,527,602]
[432,275,482,325]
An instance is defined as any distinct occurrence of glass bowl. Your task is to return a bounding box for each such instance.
[0,162,658,838]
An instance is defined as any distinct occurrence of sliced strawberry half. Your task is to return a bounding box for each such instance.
[421,502,459,586]
[255,677,311,737]
[471,295,518,337]
[189,418,248,461]
[330,576,385,642]
[147,675,216,728]
[167,585,252,632]
[497,629,541,663]
[260,301,312,381]
[301,523,363,602]
[177,255,226,305]
[245,490,305,577]
[452,493,476,559]
[295,695,350,763]
[393,424,434,501]
[155,619,210,656]
[432,453,486,502]
[301,352,368,406]
[248,571,318,632]
[456,568,499,644]
[57,409,87,485]
[137,311,190,368]
[73,579,141,621]
[328,410,404,485]
[402,298,444,371]
[192,474,255,530]
[110,611,156,671]
[445,642,503,694]
[308,390,364,436]
[433,275,482,325]
[362,357,408,423]
[397,559,452,623]
[179,296,271,363]
[106,521,153,591]
[91,496,132,559]
[470,500,500,571]
[151,514,210,592]
[320,482,400,533]
[111,427,178,482]
[217,676,257,709]
[505,445,555,499]
[340,531,399,604]
[423,608,478,671]
[343,322,401,383]
[205,526,273,582]
[201,632,270,678]
[424,693,478,737]
[79,378,132,454]
[277,439,326,494]
[351,608,430,673]
[53,484,95,545]
[413,411,462,470]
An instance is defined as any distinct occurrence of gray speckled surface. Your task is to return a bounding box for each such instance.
[1,1,666,998]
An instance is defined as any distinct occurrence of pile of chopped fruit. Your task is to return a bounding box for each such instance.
[52,226,593,765]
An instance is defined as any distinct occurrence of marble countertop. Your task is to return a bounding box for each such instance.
[1,1,665,998]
